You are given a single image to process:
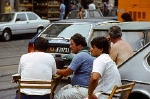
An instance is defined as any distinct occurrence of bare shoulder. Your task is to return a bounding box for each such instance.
[111,40,133,52]
[116,40,131,47]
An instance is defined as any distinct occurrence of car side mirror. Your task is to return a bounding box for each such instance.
[16,18,20,21]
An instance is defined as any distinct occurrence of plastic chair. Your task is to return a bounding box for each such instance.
[108,82,135,99]
[18,79,53,99]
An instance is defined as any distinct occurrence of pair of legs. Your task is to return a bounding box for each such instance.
[54,84,88,99]
[60,13,65,20]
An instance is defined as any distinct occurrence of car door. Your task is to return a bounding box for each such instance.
[26,12,39,33]
[14,13,30,34]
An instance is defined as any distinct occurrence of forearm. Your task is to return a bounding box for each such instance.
[88,78,98,98]
[57,69,66,76]
[57,68,73,77]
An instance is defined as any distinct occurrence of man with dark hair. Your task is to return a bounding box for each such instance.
[54,33,95,99]
[121,12,133,22]
[34,37,49,52]
[108,26,134,66]
[86,36,121,99]
[15,37,56,99]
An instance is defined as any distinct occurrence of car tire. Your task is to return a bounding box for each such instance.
[2,29,11,41]
[37,27,44,34]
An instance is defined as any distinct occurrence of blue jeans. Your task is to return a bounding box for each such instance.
[15,90,53,99]
[60,13,65,20]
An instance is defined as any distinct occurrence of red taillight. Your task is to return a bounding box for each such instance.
[28,43,34,53]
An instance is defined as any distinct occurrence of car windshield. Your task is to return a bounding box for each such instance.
[0,13,14,22]
[67,10,102,19]
[40,24,91,39]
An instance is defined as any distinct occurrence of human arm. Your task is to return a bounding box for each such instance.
[78,11,83,19]
[57,52,83,76]
[57,67,73,77]
[88,72,101,99]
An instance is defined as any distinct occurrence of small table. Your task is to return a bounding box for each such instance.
[12,74,63,93]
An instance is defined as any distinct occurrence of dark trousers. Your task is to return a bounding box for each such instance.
[15,90,53,99]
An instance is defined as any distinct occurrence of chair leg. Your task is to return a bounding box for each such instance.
[18,89,20,99]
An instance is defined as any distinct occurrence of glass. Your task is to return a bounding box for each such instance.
[40,24,91,40]
[0,13,14,22]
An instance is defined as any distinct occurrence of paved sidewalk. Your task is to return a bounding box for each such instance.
[0,77,68,99]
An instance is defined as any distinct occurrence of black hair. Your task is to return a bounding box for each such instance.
[70,33,87,47]
[79,6,83,11]
[91,36,110,54]
[34,37,49,52]
[121,12,133,22]
[6,1,10,5]
[108,26,122,38]
[60,0,64,3]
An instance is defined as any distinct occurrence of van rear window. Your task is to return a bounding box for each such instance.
[147,54,150,66]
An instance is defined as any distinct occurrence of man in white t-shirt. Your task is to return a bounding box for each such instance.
[86,37,121,99]
[88,0,96,10]
[15,37,56,99]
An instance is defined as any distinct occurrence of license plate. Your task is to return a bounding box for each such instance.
[49,47,70,53]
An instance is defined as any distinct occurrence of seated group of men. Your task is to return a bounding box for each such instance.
[15,26,134,99]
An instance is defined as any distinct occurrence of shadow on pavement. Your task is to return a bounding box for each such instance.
[0,34,36,42]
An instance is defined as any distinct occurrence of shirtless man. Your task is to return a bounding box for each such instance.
[108,26,134,66]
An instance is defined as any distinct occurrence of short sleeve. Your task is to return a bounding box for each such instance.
[68,53,84,71]
[51,56,57,75]
[92,57,106,76]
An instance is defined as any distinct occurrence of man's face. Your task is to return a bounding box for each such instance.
[70,39,80,54]
[90,45,101,57]
[108,34,116,44]
[107,35,111,42]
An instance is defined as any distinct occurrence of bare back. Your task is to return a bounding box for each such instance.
[110,40,134,66]
[78,11,83,19]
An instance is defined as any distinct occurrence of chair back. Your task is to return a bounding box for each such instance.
[108,82,135,99]
[18,79,53,99]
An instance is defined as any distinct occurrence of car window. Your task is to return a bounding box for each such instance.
[67,11,79,19]
[87,10,102,18]
[91,31,108,41]
[16,13,27,21]
[107,7,118,17]
[147,31,150,43]
[67,10,102,19]
[0,13,14,22]
[27,13,38,20]
[58,24,91,38]
[92,30,145,52]
[122,32,145,52]
[40,24,91,39]
[147,54,150,66]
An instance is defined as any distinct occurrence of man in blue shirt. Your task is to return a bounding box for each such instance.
[60,0,65,20]
[54,33,95,99]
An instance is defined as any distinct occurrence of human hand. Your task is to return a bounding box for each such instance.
[84,94,98,99]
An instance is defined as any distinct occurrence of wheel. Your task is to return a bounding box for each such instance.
[2,29,11,41]
[37,27,44,34]
[128,93,149,99]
